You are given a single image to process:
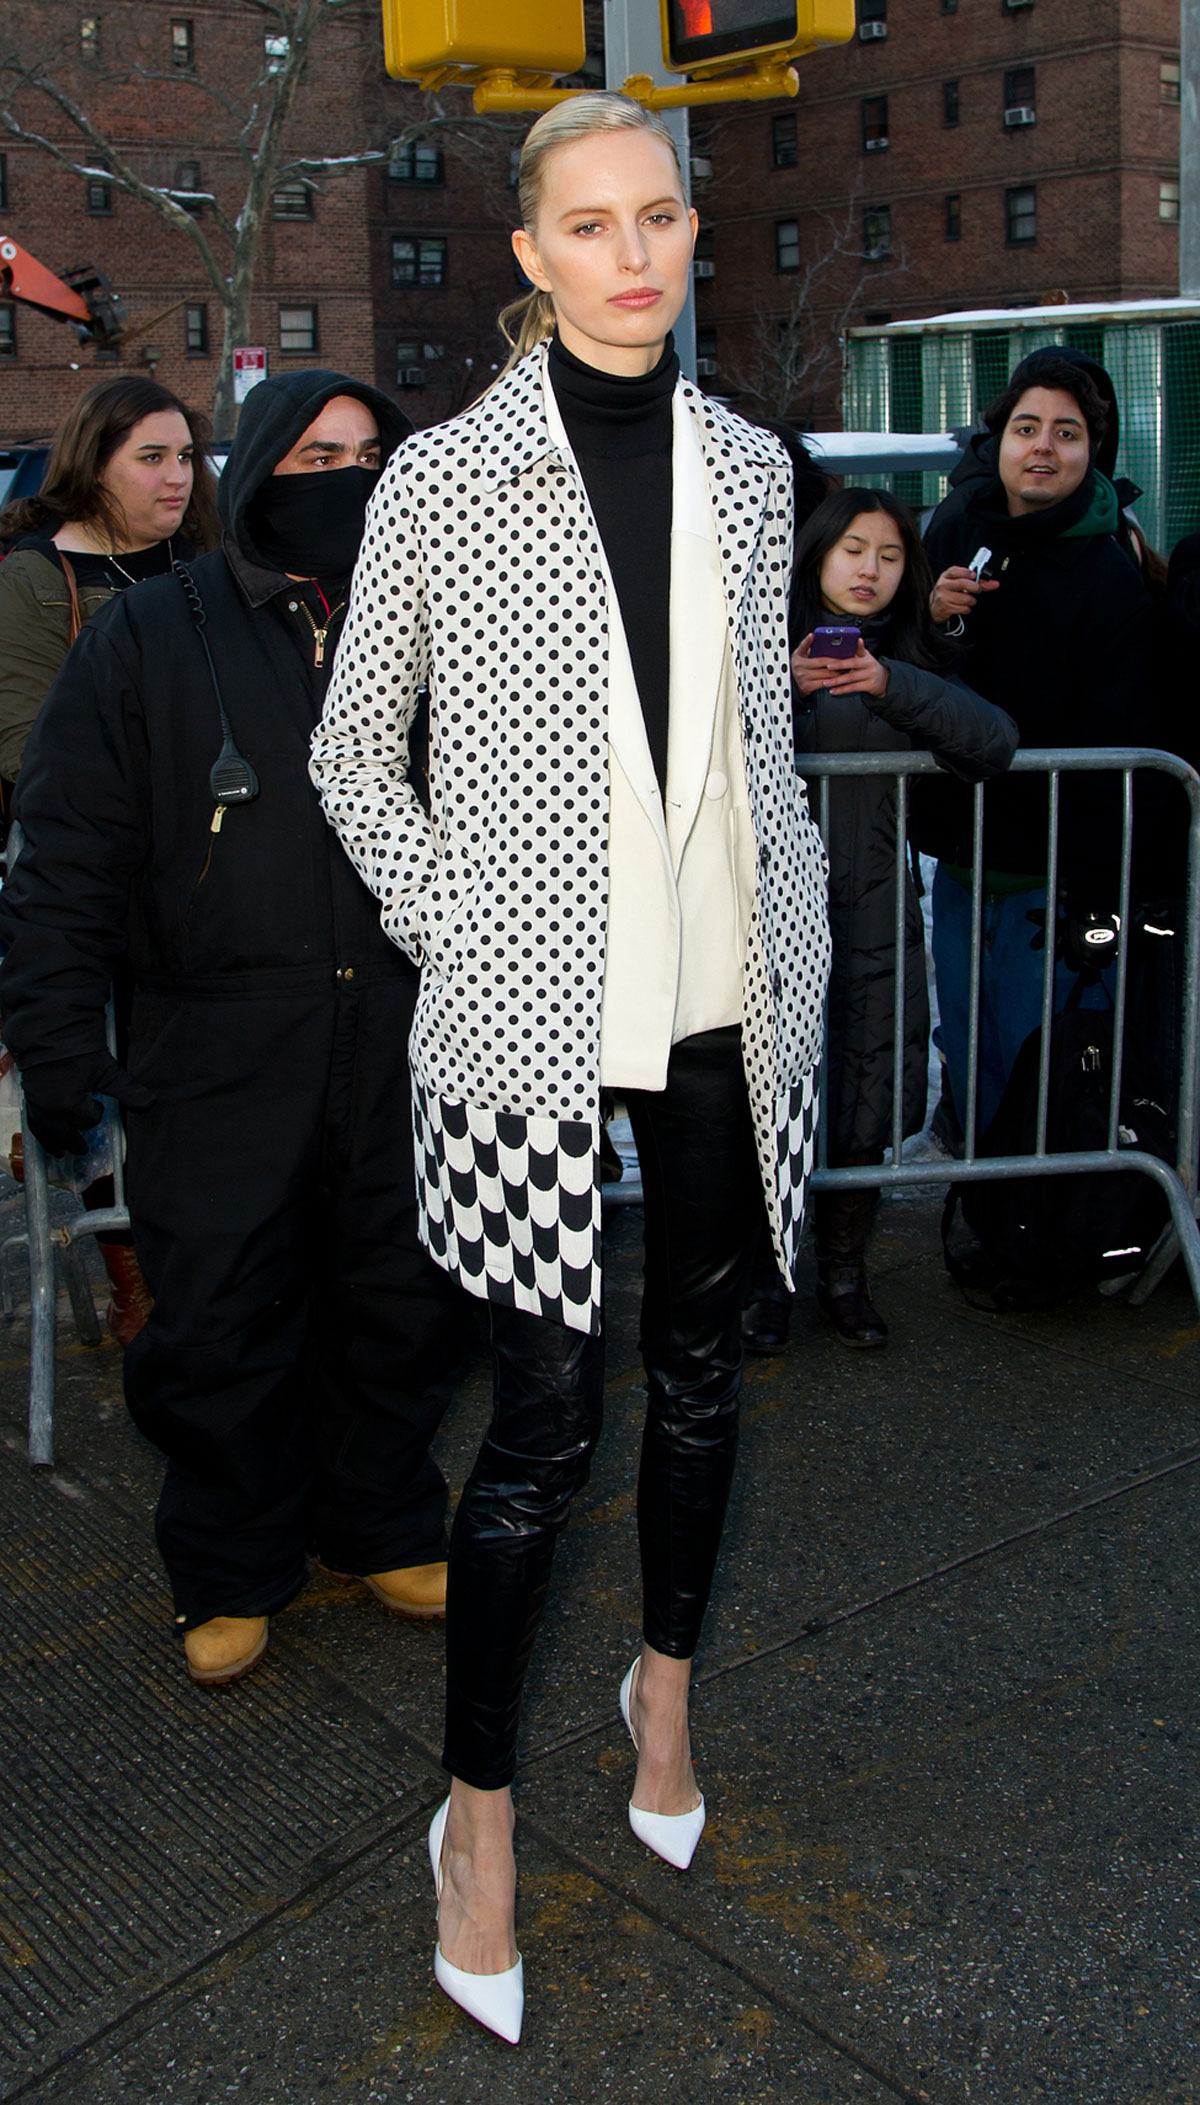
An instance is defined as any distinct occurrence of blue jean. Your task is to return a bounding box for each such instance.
[930,866,1112,1139]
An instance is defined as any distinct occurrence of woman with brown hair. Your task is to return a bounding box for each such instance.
[0,375,217,1341]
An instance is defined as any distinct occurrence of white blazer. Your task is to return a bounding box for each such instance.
[311,345,831,1334]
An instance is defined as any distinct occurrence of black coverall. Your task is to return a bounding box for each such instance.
[0,525,464,1629]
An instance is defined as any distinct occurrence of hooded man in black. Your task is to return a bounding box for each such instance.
[0,371,466,1683]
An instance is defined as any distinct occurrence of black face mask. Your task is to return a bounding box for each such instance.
[246,463,380,576]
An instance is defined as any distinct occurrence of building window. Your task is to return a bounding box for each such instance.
[273,180,314,219]
[771,112,797,168]
[391,235,448,288]
[185,302,209,355]
[0,304,15,357]
[86,164,113,214]
[388,140,444,185]
[863,204,892,258]
[1160,179,1181,223]
[858,0,886,22]
[1002,0,1034,11]
[264,34,289,74]
[396,339,443,387]
[943,79,959,126]
[1004,67,1036,114]
[695,326,718,380]
[396,340,426,388]
[279,304,317,353]
[79,15,100,61]
[173,160,206,215]
[862,96,889,151]
[170,18,193,68]
[945,192,962,240]
[1006,185,1037,243]
[0,154,7,211]
[1161,60,1182,105]
[942,0,958,11]
[775,219,800,271]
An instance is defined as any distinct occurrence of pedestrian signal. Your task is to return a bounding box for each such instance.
[382,0,586,79]
[661,0,854,74]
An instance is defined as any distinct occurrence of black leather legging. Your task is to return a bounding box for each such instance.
[443,1025,765,1790]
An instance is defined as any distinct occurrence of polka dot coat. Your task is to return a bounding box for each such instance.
[310,345,831,1333]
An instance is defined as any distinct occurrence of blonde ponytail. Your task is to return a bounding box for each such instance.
[496,287,558,370]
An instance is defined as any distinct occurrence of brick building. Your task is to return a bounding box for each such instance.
[0,0,539,443]
[691,0,1183,423]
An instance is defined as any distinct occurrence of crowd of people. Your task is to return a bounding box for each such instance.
[0,90,1193,2047]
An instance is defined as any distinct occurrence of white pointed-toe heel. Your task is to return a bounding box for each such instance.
[428,1795,524,2045]
[618,1660,707,1872]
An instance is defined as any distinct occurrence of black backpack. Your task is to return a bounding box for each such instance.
[941,982,1173,1310]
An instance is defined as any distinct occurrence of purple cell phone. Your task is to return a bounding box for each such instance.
[811,625,861,659]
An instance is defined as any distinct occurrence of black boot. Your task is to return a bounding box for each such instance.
[814,1185,888,1349]
[740,1254,791,1355]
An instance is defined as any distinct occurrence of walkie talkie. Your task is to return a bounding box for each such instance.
[173,562,260,822]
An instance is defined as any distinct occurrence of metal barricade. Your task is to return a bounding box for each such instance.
[799,745,1200,1316]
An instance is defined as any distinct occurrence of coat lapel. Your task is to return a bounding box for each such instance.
[664,394,727,866]
[682,381,785,646]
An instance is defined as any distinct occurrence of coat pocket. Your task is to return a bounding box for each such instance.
[389,850,481,976]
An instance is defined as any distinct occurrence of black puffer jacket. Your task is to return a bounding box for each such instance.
[917,466,1155,900]
[795,634,1017,1156]
[0,370,413,1074]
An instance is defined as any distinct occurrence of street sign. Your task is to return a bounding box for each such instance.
[233,346,267,403]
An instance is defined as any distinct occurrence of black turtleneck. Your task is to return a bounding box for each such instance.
[548,332,678,796]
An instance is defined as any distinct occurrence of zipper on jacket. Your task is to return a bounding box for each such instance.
[292,589,346,668]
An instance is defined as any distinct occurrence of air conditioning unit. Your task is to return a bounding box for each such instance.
[1004,104,1036,127]
[864,136,889,151]
[858,21,887,38]
[692,258,715,278]
[400,366,426,386]
[690,155,713,180]
[696,356,719,378]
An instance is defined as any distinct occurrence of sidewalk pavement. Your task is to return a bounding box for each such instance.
[1,1170,1197,2105]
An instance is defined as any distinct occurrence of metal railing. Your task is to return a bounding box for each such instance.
[800,745,1200,1315]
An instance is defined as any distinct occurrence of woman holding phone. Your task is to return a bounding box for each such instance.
[312,92,831,2042]
[790,489,1017,1346]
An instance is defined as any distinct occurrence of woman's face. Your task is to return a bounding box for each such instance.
[511,128,697,376]
[819,510,906,619]
[98,410,195,548]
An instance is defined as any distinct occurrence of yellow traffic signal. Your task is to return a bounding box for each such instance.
[382,0,586,80]
[660,0,854,75]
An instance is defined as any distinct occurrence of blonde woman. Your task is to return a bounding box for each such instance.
[311,93,830,2042]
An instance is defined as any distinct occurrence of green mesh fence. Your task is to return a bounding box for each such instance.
[843,310,1200,553]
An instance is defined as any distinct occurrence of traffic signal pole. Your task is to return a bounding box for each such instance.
[1182,0,1200,295]
[604,0,697,378]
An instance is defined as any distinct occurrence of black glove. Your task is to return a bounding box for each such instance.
[20,1052,153,1159]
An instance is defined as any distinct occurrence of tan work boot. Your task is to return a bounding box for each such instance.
[183,1614,269,1685]
[100,1241,154,1348]
[321,1561,447,1621]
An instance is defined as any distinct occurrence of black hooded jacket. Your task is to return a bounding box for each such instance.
[915,455,1156,898]
[0,370,414,1071]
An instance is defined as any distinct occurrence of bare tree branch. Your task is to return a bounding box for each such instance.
[0,0,515,437]
[725,197,909,427]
